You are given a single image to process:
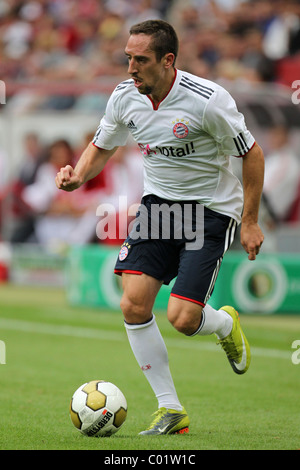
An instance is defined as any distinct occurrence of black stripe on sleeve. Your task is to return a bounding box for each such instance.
[179,82,212,99]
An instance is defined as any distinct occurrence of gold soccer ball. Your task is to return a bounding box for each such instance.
[70,380,127,437]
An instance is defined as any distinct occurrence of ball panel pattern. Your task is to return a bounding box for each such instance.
[70,380,127,437]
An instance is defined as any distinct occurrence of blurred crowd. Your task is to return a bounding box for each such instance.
[0,0,300,249]
[0,132,143,247]
[0,123,298,249]
[1,0,300,88]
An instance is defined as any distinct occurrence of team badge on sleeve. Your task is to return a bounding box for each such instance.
[118,242,131,261]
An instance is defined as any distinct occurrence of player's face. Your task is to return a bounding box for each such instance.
[125,34,173,96]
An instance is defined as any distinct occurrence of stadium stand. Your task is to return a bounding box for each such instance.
[1,0,300,247]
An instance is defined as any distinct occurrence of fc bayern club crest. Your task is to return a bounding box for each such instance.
[173,122,189,139]
[119,245,128,261]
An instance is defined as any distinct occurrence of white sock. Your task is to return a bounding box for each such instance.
[192,304,233,339]
[124,314,182,411]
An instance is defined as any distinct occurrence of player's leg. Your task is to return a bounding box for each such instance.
[120,272,189,434]
[168,298,250,374]
[168,284,250,375]
[168,208,251,374]
[120,271,161,325]
[167,296,233,339]
[114,194,190,433]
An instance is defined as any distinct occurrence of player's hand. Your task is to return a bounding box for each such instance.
[240,221,264,261]
[55,165,82,192]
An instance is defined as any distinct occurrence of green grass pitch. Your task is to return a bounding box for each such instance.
[0,283,299,450]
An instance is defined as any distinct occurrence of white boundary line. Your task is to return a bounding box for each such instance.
[0,317,291,361]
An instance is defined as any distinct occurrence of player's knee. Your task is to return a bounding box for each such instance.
[169,315,188,334]
[120,294,151,324]
[168,310,200,336]
[168,300,203,335]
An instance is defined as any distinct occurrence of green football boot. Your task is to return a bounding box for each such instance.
[217,306,251,375]
[139,407,190,435]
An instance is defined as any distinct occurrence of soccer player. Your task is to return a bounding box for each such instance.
[56,20,264,435]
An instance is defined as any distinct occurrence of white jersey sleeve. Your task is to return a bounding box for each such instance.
[203,87,255,157]
[92,85,130,150]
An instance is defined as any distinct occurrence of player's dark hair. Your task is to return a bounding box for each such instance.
[129,20,179,67]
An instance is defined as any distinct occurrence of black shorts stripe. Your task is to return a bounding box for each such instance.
[203,219,237,304]
[204,257,222,305]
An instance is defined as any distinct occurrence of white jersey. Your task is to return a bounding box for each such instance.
[93,69,255,223]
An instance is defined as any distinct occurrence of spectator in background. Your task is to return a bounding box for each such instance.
[289,1,300,56]
[94,144,144,245]
[18,133,44,186]
[75,131,109,198]
[0,147,9,240]
[263,125,300,224]
[0,0,299,86]
[73,134,144,245]
[18,138,87,246]
[262,0,300,60]
[10,133,44,243]
[15,136,143,247]
[0,147,8,190]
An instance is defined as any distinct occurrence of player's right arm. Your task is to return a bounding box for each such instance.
[55,142,117,192]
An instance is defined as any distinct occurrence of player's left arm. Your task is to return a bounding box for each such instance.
[241,142,265,260]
